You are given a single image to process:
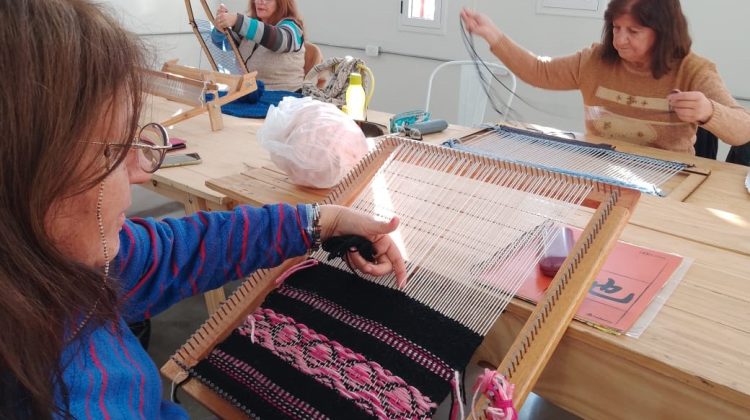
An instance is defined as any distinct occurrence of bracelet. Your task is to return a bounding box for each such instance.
[308,203,322,253]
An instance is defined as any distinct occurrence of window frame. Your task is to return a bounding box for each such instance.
[398,0,446,34]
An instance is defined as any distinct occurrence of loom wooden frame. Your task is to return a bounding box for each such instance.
[161,137,640,418]
[143,60,257,131]
[184,0,249,74]
[459,126,711,201]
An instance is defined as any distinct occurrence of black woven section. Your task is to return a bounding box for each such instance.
[280,263,483,375]
[189,263,483,419]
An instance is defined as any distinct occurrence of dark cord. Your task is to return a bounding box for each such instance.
[322,235,377,278]
[460,19,525,121]
[459,19,579,121]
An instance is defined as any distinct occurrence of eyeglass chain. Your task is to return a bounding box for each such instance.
[68,181,110,341]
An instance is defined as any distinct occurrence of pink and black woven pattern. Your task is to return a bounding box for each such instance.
[190,262,483,419]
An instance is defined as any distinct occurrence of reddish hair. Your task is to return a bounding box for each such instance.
[249,0,304,32]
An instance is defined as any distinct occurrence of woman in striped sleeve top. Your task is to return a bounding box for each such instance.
[0,0,405,418]
[212,0,307,91]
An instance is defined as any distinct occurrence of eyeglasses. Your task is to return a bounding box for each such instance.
[86,123,172,173]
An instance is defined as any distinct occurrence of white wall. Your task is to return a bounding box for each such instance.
[104,0,749,154]
[101,0,246,68]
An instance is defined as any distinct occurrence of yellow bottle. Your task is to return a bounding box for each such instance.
[345,72,366,121]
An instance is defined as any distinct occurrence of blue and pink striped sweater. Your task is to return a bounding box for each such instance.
[58,203,313,419]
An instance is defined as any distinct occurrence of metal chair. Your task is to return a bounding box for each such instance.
[424,60,517,127]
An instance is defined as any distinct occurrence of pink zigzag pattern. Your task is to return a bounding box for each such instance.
[239,308,437,419]
[278,285,454,381]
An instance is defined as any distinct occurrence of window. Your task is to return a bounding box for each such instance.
[407,0,437,21]
[399,0,445,33]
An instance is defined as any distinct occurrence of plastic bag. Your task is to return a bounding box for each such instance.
[257,96,368,188]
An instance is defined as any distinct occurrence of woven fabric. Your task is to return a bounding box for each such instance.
[205,83,303,119]
[190,263,483,419]
[220,89,302,119]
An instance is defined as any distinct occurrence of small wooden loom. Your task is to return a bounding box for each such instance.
[143,60,257,131]
[162,137,640,418]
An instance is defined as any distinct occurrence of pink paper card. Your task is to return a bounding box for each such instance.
[515,227,683,334]
[477,226,684,334]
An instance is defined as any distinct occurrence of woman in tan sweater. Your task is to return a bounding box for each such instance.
[461,0,750,154]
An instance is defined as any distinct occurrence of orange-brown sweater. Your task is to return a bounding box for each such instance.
[491,36,750,154]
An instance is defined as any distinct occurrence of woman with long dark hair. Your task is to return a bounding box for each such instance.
[461,0,750,154]
[0,1,405,417]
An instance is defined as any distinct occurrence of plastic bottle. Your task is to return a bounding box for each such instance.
[344,72,366,121]
[539,226,575,277]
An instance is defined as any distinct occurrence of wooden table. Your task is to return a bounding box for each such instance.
[148,97,750,418]
[142,97,268,313]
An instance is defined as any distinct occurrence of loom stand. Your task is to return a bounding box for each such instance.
[144,61,257,132]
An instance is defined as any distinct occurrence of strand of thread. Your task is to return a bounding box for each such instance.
[471,368,517,420]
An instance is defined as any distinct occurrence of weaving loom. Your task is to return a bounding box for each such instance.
[185,0,247,75]
[143,60,257,131]
[445,125,709,197]
[139,1,257,131]
[162,137,640,418]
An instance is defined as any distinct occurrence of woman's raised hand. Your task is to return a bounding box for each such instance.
[214,4,237,30]
[460,8,504,46]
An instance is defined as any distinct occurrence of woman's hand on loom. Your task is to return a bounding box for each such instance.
[667,90,714,125]
[460,8,504,46]
[318,205,407,288]
[214,4,237,30]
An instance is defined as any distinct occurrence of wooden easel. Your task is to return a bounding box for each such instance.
[142,60,257,131]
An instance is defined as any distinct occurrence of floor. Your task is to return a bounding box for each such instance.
[131,185,580,419]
